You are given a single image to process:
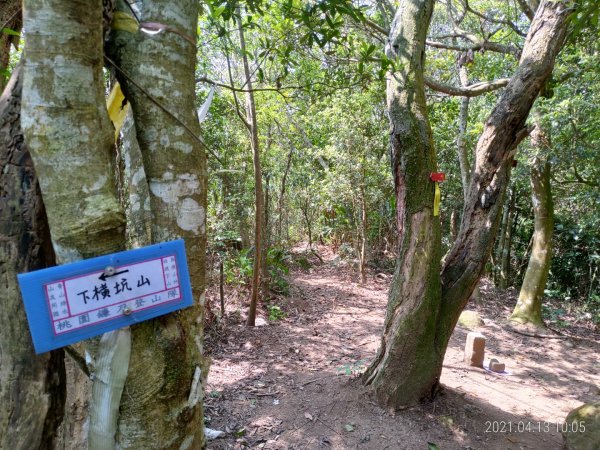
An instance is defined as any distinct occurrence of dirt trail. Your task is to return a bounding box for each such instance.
[205,246,600,450]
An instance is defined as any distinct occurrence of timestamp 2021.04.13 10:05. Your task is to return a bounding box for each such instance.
[484,420,586,434]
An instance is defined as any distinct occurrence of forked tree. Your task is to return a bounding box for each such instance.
[363,0,574,408]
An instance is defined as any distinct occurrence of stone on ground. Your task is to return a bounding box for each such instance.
[464,332,486,368]
[458,310,485,329]
[563,400,600,450]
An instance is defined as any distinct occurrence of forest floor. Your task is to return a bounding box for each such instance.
[204,245,600,450]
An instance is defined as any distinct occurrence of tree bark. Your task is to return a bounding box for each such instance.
[21,0,128,447]
[511,149,553,326]
[456,66,471,204]
[107,0,207,447]
[438,0,571,340]
[365,0,573,409]
[0,65,65,450]
[236,7,265,327]
[497,188,516,289]
[359,180,368,284]
[363,0,443,407]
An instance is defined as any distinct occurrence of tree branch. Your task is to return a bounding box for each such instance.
[196,76,293,95]
[426,38,521,58]
[425,76,510,97]
[462,0,527,37]
[515,0,536,20]
[362,17,389,36]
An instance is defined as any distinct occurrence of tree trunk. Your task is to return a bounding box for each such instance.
[511,148,554,326]
[359,181,368,284]
[106,0,207,447]
[499,188,516,289]
[261,172,270,295]
[438,0,570,390]
[0,65,65,450]
[495,189,511,283]
[277,143,294,243]
[456,66,471,204]
[363,0,443,407]
[365,0,573,409]
[236,7,264,327]
[22,1,128,447]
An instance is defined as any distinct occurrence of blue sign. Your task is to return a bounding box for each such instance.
[18,239,194,354]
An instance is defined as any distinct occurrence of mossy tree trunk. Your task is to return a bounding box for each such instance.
[107,0,206,446]
[0,65,65,450]
[365,0,573,409]
[511,123,554,326]
[362,0,443,407]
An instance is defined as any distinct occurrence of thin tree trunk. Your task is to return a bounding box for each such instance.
[511,144,554,326]
[495,190,511,283]
[0,65,65,450]
[261,172,270,295]
[359,181,368,284]
[235,7,264,327]
[457,66,471,204]
[278,146,293,241]
[365,0,573,409]
[499,189,516,289]
[106,0,207,447]
[220,259,225,315]
[455,65,483,304]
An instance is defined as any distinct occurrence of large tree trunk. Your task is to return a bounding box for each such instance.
[0,66,65,450]
[21,0,128,447]
[363,0,443,407]
[106,0,206,447]
[365,0,573,409]
[511,149,553,326]
[438,0,570,346]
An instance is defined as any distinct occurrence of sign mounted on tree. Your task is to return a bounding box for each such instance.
[18,240,193,354]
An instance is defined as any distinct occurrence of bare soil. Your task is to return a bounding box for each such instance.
[204,245,600,450]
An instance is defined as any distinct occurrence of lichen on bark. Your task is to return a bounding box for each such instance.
[107,0,207,447]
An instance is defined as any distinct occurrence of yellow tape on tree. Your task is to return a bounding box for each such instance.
[433,182,441,216]
[106,83,129,140]
[111,11,139,33]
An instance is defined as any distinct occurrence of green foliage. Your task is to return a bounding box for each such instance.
[0,27,20,37]
[267,304,286,321]
[550,217,599,302]
[266,247,290,295]
[542,304,569,328]
[223,249,254,286]
[336,359,367,376]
